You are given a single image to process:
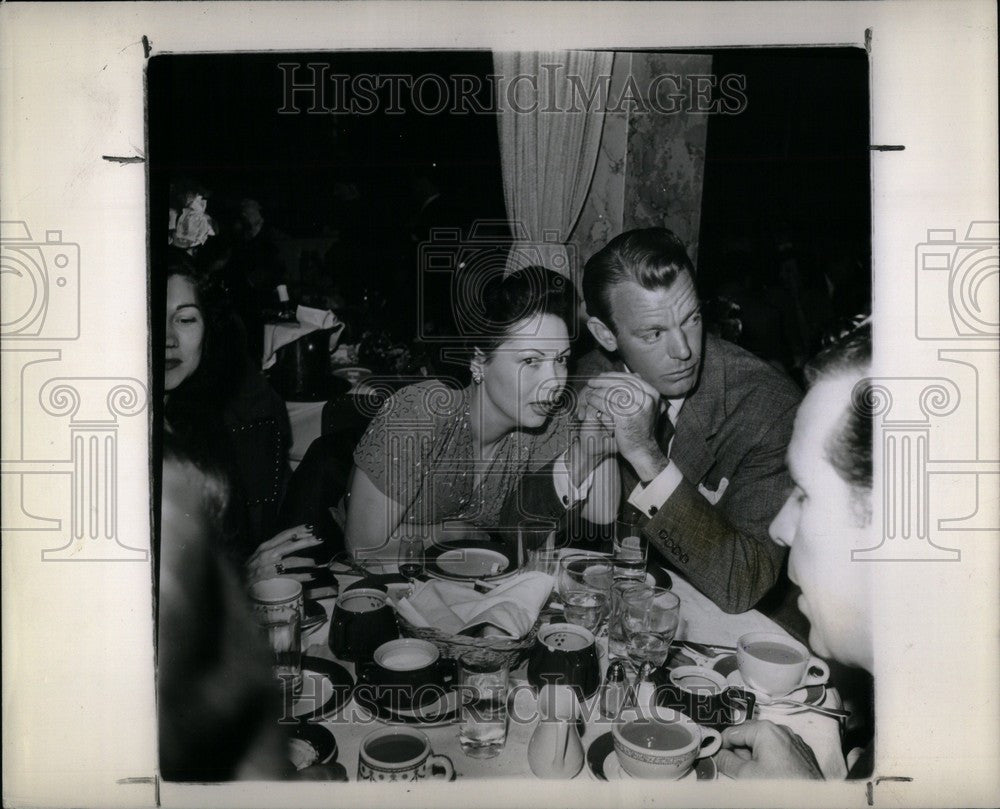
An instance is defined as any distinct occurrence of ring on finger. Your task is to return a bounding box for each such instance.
[275,562,285,575]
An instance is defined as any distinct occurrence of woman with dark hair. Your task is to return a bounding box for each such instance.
[161,249,301,562]
[344,265,619,562]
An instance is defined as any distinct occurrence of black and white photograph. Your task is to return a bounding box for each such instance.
[2,4,997,809]
[151,45,874,784]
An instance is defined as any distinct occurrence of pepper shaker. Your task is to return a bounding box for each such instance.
[601,661,628,718]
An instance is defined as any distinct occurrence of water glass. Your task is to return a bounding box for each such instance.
[563,590,609,633]
[623,587,681,669]
[517,520,555,568]
[258,611,303,692]
[526,547,560,579]
[249,578,304,691]
[559,554,614,598]
[612,519,649,580]
[608,580,652,658]
[397,535,425,581]
[457,652,509,759]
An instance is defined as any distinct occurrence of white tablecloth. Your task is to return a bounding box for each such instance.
[298,570,847,782]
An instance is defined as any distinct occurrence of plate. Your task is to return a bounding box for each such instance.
[436,548,508,577]
[724,669,826,711]
[288,722,337,770]
[288,656,354,722]
[425,541,513,583]
[353,684,463,726]
[586,732,717,781]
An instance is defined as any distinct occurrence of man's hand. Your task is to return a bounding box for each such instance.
[584,372,667,482]
[716,720,825,780]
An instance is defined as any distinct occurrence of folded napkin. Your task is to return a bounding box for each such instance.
[261,314,343,370]
[397,572,554,639]
[296,305,338,329]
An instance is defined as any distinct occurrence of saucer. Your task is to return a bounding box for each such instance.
[353,685,463,726]
[287,656,354,721]
[301,599,327,632]
[724,670,826,711]
[586,732,717,781]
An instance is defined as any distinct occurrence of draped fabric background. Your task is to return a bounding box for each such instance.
[493,51,613,283]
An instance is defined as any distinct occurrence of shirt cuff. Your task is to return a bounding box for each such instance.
[627,461,684,517]
[552,451,597,509]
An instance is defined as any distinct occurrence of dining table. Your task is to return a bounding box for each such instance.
[286,560,849,783]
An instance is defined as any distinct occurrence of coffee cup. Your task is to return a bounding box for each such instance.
[328,587,399,663]
[527,623,601,700]
[357,726,454,782]
[659,666,755,728]
[736,632,830,697]
[612,707,721,779]
[249,576,303,621]
[357,638,456,710]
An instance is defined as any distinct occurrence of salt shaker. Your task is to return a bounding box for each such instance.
[601,661,628,718]
[635,662,658,711]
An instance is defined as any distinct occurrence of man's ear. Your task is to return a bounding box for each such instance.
[587,316,618,353]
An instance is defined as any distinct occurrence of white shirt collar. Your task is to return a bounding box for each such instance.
[621,363,686,424]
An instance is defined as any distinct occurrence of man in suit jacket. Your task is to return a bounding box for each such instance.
[579,227,801,613]
[501,228,801,615]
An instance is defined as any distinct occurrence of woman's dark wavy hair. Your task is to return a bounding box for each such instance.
[158,247,248,431]
[466,265,579,356]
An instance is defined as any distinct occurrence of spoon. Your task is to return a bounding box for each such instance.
[764,701,851,720]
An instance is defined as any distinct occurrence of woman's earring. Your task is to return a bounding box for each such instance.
[472,369,484,385]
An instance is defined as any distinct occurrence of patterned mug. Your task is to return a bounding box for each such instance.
[357,726,454,783]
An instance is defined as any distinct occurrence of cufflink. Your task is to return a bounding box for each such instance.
[562,494,570,506]
[648,505,658,516]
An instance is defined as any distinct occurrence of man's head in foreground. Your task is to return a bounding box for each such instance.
[768,323,873,671]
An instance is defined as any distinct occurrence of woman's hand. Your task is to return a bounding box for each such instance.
[246,525,324,584]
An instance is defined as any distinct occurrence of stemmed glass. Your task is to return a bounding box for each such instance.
[622,587,681,669]
[397,536,425,582]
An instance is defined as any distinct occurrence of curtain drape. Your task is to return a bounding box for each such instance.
[493,51,613,281]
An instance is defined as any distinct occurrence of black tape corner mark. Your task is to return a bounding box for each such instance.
[142,35,152,59]
[867,776,915,806]
[102,155,146,165]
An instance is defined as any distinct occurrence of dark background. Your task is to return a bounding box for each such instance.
[149,47,871,364]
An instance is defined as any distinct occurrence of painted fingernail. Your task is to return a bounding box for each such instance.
[304,524,314,529]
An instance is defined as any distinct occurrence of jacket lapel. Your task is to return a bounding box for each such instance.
[670,335,726,486]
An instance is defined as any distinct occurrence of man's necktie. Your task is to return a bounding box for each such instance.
[655,405,674,458]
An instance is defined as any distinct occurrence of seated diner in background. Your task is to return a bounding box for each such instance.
[717,322,874,779]
[344,265,620,565]
[161,248,301,563]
